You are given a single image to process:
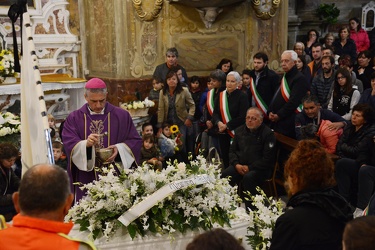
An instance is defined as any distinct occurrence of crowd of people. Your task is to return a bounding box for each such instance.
[2,17,375,250]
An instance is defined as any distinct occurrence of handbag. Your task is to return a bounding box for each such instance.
[206,147,223,170]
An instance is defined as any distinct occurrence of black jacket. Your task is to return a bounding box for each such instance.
[247,66,280,109]
[229,123,276,171]
[269,66,310,138]
[271,188,353,250]
[336,123,375,164]
[212,89,249,132]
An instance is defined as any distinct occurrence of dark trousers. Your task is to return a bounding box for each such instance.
[222,165,271,209]
[335,158,360,206]
[357,165,375,209]
[218,133,232,169]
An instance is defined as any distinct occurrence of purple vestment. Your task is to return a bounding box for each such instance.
[62,102,142,201]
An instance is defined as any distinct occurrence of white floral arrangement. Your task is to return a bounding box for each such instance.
[66,156,241,240]
[0,49,16,78]
[0,112,21,137]
[120,98,155,110]
[246,187,284,250]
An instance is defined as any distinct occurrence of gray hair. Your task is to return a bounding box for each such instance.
[247,107,264,120]
[282,50,298,61]
[166,47,179,57]
[227,71,241,83]
[84,88,108,96]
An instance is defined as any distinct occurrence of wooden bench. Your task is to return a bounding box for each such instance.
[263,132,339,198]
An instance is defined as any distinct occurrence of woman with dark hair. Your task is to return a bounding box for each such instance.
[270,140,353,250]
[216,58,233,75]
[335,103,375,217]
[328,68,360,120]
[349,17,370,54]
[354,50,375,90]
[304,29,319,57]
[0,143,20,222]
[157,70,195,160]
[333,26,357,65]
[296,54,312,84]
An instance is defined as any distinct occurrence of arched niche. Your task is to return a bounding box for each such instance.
[362,1,375,31]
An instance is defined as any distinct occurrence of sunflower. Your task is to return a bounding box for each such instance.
[170,125,179,134]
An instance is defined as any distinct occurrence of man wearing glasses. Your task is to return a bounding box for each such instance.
[221,107,277,210]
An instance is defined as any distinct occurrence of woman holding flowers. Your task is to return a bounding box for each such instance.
[211,71,249,169]
[157,69,195,160]
[270,140,353,250]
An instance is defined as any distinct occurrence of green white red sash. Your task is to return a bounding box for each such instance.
[249,77,268,117]
[280,74,303,113]
[219,90,235,138]
[206,89,215,116]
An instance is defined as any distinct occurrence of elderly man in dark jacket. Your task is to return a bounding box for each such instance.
[269,50,310,139]
[221,107,277,210]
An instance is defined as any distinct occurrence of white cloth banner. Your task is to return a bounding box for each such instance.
[21,12,50,175]
[118,175,213,226]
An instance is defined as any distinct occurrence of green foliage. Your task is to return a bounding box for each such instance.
[66,156,241,240]
[316,3,340,24]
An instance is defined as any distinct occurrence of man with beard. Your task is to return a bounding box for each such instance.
[153,47,188,83]
[307,43,323,79]
[311,56,336,109]
[247,52,280,119]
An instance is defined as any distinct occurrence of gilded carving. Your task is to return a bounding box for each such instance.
[141,23,157,68]
[251,0,280,20]
[132,0,163,22]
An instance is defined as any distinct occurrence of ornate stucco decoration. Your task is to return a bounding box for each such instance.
[251,0,280,20]
[167,0,244,29]
[132,0,164,22]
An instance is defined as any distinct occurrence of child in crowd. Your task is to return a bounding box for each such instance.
[47,114,60,141]
[141,122,154,136]
[158,123,183,164]
[176,68,188,87]
[0,143,20,222]
[52,141,67,170]
[148,76,163,101]
[148,77,163,134]
[140,134,163,171]
[241,69,251,93]
[187,76,203,155]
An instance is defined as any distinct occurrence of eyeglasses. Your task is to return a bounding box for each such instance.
[337,76,346,80]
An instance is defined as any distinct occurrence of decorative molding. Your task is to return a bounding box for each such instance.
[251,0,280,20]
[132,0,163,22]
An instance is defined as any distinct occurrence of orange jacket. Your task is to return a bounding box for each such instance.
[0,214,96,250]
[317,119,343,154]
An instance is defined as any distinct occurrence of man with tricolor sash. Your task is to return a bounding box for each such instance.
[268,50,310,139]
[247,52,280,120]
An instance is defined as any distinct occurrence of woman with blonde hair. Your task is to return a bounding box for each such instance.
[270,140,353,250]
